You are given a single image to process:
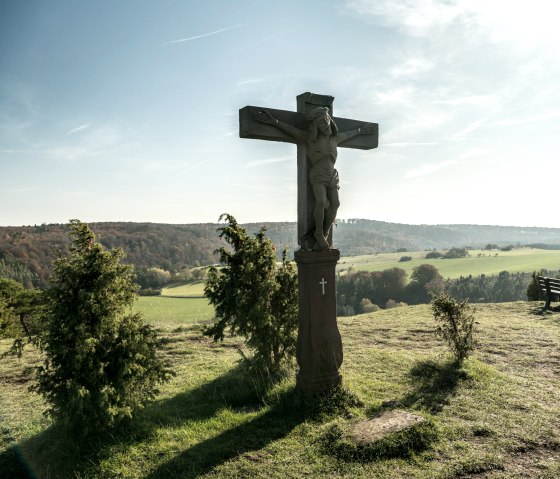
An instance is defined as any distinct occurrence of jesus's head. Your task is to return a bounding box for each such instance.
[307,107,338,140]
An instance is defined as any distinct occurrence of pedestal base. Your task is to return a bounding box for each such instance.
[294,249,342,394]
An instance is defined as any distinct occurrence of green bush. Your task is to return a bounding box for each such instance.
[526,271,546,301]
[33,220,172,435]
[443,247,468,259]
[359,298,380,314]
[204,214,298,374]
[0,277,45,350]
[431,293,476,364]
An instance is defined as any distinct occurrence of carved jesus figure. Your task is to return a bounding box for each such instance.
[255,107,373,251]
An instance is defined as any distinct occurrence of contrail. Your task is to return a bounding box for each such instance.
[66,123,91,135]
[163,24,247,45]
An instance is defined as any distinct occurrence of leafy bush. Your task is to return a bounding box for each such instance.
[359,298,379,314]
[399,256,412,262]
[136,267,172,289]
[431,293,475,363]
[385,299,407,309]
[443,247,468,259]
[138,287,162,296]
[0,278,45,350]
[425,251,442,259]
[34,220,172,435]
[406,264,444,304]
[204,214,298,373]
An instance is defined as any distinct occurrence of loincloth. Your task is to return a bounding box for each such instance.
[310,168,339,189]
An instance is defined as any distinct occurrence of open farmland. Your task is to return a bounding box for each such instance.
[338,247,560,279]
[134,295,214,325]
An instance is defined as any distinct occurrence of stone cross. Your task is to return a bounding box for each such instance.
[239,92,378,393]
[240,92,378,249]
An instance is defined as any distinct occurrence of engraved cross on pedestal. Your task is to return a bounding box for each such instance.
[239,92,379,393]
[320,278,327,295]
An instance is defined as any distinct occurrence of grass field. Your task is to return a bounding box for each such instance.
[1,302,559,478]
[339,247,560,279]
[161,281,205,298]
[134,295,214,325]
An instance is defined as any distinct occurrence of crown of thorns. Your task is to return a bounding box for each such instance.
[306,107,330,122]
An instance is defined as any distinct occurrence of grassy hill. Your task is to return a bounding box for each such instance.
[1,302,559,478]
[340,247,560,279]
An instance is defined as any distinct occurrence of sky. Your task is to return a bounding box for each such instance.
[1,0,560,228]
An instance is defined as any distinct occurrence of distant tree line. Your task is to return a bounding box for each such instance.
[336,265,551,315]
[3,220,560,288]
[337,264,445,316]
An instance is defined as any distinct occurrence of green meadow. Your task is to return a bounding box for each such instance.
[339,247,560,279]
[135,296,214,325]
[2,302,559,478]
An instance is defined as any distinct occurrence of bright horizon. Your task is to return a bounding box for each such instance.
[2,1,560,228]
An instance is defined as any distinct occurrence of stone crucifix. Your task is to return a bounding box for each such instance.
[239,92,378,393]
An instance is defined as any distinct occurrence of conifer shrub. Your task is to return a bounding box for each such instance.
[431,293,476,364]
[526,271,546,301]
[34,220,172,435]
[204,214,298,374]
[0,277,46,354]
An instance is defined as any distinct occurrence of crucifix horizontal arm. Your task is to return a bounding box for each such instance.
[239,105,379,150]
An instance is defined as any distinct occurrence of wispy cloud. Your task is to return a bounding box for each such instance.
[384,142,438,147]
[489,111,560,127]
[451,118,488,139]
[405,160,457,179]
[243,156,292,169]
[236,78,267,86]
[66,123,91,135]
[163,24,247,46]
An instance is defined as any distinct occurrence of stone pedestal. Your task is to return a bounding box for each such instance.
[295,249,342,393]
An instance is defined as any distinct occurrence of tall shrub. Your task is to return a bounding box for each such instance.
[526,271,546,301]
[34,220,171,435]
[431,293,476,364]
[204,214,298,373]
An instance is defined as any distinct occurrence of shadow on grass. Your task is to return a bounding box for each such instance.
[528,303,560,318]
[0,363,306,479]
[144,389,305,479]
[395,359,467,414]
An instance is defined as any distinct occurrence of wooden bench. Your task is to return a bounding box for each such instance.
[537,276,560,308]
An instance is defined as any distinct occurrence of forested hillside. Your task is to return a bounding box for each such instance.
[2,219,560,287]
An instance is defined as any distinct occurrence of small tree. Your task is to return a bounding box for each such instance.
[359,298,379,314]
[526,271,546,301]
[406,264,444,304]
[0,278,45,354]
[204,214,298,373]
[431,293,475,364]
[34,220,171,435]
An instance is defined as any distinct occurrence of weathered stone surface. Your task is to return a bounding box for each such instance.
[295,249,342,393]
[239,92,378,249]
[350,410,427,445]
